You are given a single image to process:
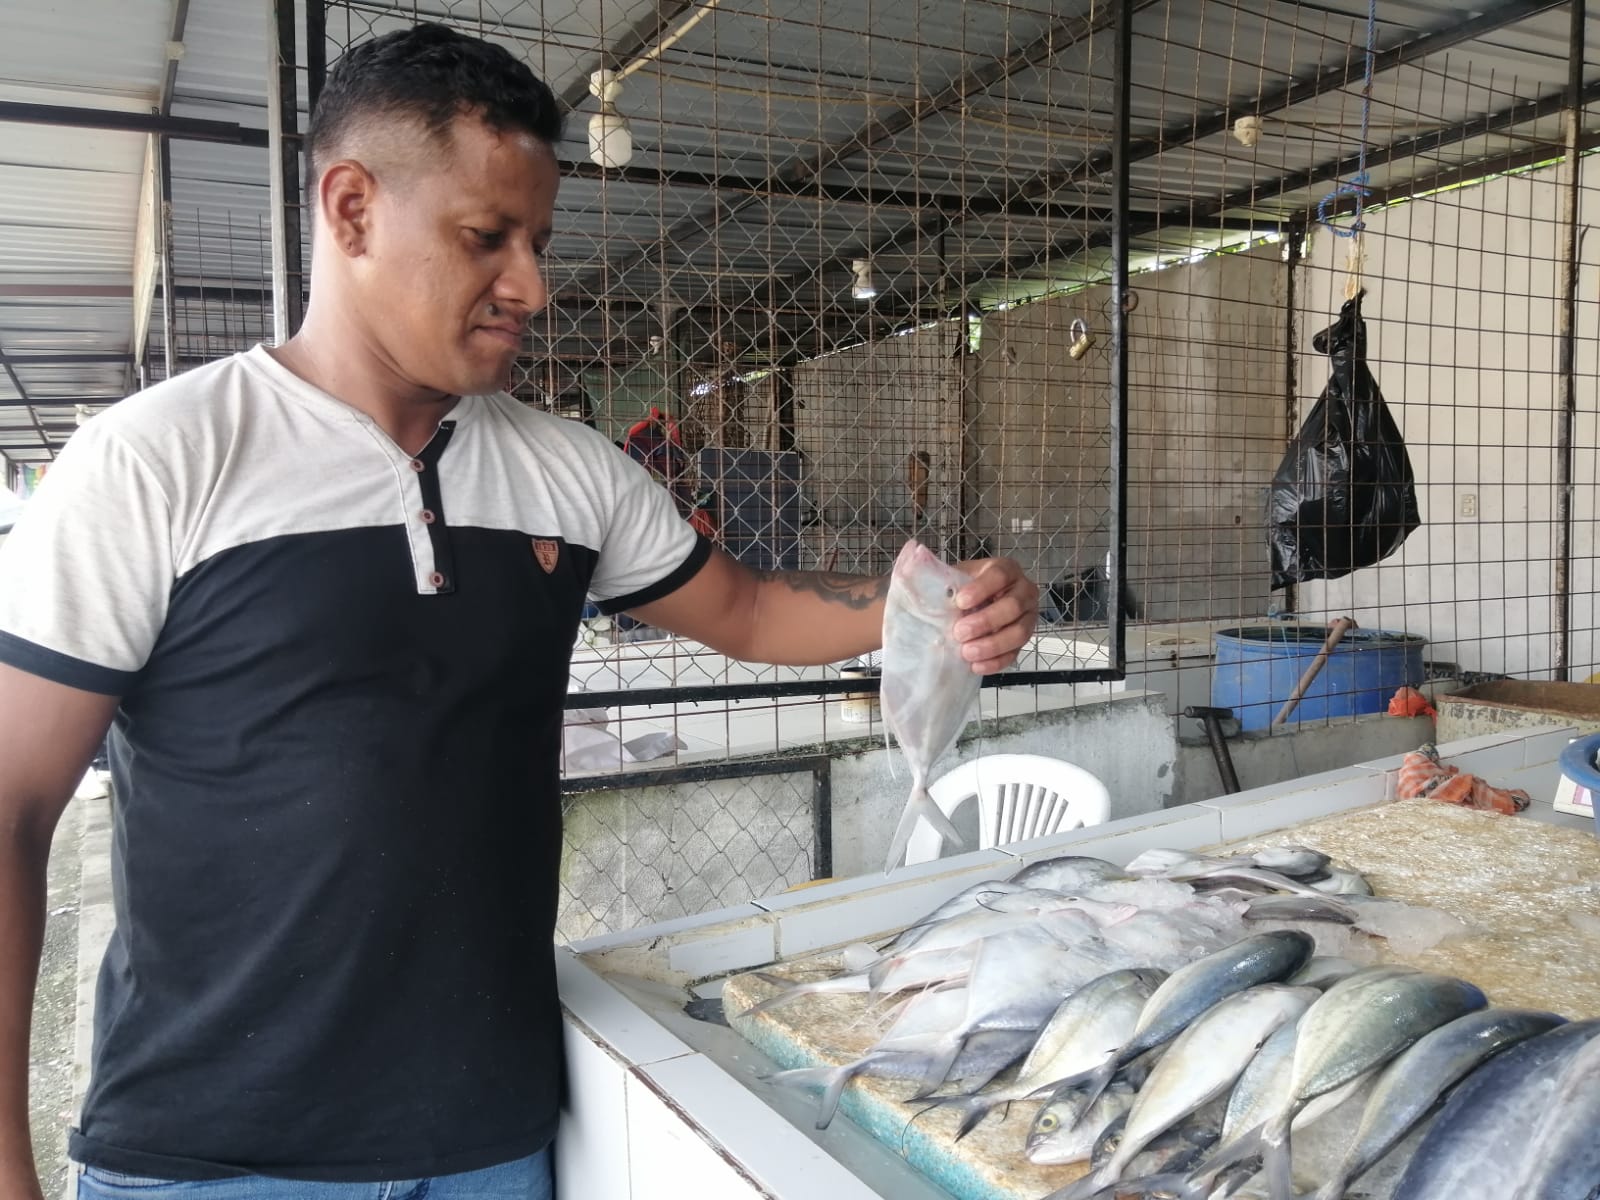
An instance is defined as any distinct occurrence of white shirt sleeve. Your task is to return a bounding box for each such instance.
[0,420,175,694]
[584,440,711,614]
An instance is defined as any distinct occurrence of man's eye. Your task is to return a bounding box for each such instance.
[471,228,505,248]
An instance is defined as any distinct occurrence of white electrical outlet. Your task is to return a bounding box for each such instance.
[1020,517,1035,532]
[1459,493,1478,518]
[1009,517,1037,533]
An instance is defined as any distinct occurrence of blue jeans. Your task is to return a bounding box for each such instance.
[77,1148,553,1200]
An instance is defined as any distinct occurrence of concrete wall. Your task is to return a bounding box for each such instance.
[1296,160,1600,681]
[1171,713,1434,806]
[791,320,966,571]
[974,246,1287,619]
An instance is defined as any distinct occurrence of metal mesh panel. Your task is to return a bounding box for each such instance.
[110,0,1592,875]
[557,763,821,942]
[322,0,1128,731]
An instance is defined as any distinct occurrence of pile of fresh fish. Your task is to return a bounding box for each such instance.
[746,848,1599,1199]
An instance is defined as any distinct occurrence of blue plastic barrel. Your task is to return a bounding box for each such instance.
[1211,625,1427,731]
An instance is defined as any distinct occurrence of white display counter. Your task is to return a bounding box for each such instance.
[553,726,1590,1199]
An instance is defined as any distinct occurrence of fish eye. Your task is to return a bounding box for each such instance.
[945,586,956,598]
[1037,1113,1057,1132]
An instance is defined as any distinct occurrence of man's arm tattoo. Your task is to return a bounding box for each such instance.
[751,569,890,610]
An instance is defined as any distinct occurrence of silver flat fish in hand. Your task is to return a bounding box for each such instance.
[880,539,982,872]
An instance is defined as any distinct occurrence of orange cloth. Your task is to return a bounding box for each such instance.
[1388,686,1438,718]
[1397,745,1530,815]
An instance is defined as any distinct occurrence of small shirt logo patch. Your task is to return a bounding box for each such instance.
[532,538,560,574]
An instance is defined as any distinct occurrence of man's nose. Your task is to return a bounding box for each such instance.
[497,243,548,316]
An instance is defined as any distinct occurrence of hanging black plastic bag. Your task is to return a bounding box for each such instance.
[1268,291,1420,590]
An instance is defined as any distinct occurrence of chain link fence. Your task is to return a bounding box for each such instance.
[556,756,826,943]
[124,0,1600,930]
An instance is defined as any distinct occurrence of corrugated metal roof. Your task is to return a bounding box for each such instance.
[0,0,170,462]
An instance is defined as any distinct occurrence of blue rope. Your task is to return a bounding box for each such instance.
[1319,0,1377,238]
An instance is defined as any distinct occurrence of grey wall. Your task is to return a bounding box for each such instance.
[791,319,967,571]
[1171,713,1434,807]
[974,246,1287,620]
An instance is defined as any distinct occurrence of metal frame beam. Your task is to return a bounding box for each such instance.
[896,0,1568,295]
[560,1,700,113]
[1107,0,1132,680]
[159,0,192,118]
[977,66,1600,294]
[1028,0,1564,200]
[0,101,267,147]
[0,338,58,461]
[267,0,305,342]
[595,1,1140,288]
[1555,0,1585,680]
[4,353,134,366]
[557,154,1278,231]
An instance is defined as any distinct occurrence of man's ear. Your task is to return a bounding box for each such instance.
[320,159,377,257]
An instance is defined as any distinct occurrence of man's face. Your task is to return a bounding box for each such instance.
[354,115,559,398]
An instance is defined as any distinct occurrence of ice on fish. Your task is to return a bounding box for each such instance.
[1340,896,1472,955]
[878,539,983,873]
[1010,855,1131,891]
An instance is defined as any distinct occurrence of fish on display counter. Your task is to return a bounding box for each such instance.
[733,845,1600,1199]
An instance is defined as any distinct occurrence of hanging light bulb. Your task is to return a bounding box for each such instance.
[850,258,877,300]
[587,69,633,169]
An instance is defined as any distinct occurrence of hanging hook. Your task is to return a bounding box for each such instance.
[1068,318,1095,361]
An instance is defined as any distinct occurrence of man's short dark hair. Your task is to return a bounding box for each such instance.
[308,22,565,197]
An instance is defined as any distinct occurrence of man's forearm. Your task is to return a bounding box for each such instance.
[744,569,889,665]
[0,825,50,1200]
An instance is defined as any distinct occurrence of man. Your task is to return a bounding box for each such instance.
[0,23,1039,1200]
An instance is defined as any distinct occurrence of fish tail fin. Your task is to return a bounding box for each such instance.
[1262,1115,1294,1200]
[908,1037,966,1099]
[883,780,953,876]
[764,1060,865,1130]
[1070,1059,1118,1114]
[949,1095,1001,1142]
[884,784,966,873]
[743,974,863,1017]
[882,1032,965,1099]
[1182,1123,1266,1197]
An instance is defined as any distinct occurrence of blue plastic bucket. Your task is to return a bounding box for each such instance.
[1211,625,1427,731]
[1559,732,1600,837]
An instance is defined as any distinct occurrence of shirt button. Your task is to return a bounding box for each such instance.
[420,509,436,525]
[428,571,446,588]
[410,458,425,473]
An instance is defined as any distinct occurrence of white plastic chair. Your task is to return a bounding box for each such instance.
[901,753,1112,866]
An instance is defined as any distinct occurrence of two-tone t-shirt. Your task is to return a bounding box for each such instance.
[0,346,708,1181]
